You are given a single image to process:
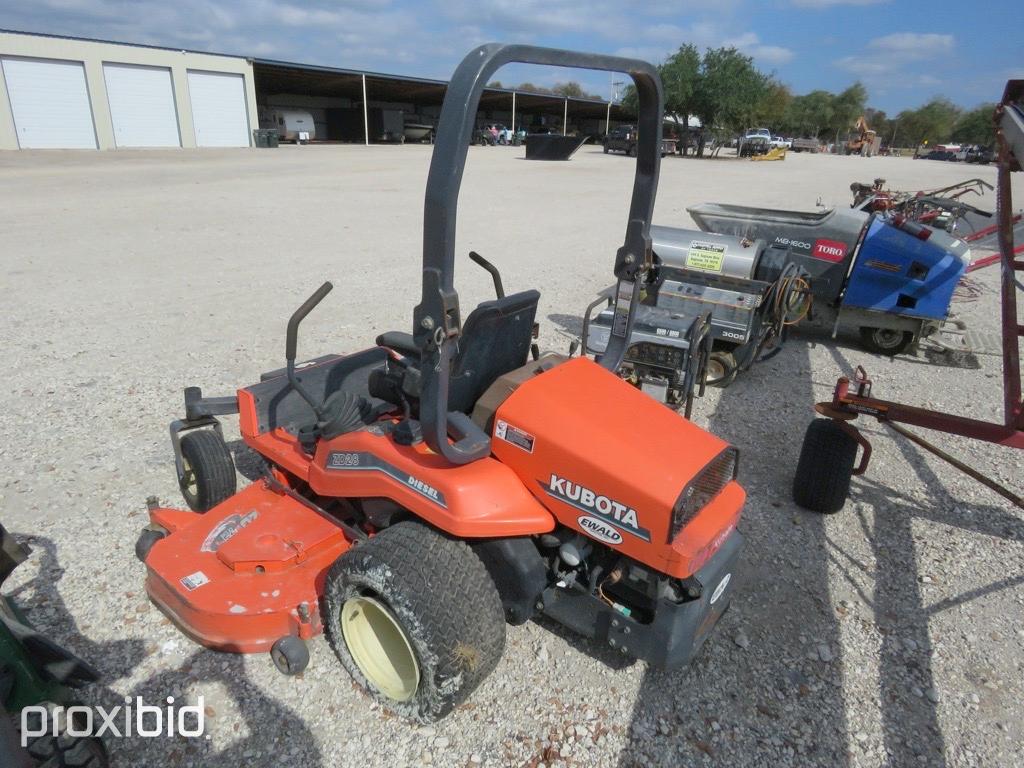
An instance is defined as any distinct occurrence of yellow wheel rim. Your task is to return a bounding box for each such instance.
[181,456,197,496]
[341,596,420,702]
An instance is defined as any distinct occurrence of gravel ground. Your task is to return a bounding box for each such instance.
[2,144,1023,768]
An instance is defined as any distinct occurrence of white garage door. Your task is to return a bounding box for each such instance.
[187,70,249,147]
[103,63,180,147]
[1,57,97,149]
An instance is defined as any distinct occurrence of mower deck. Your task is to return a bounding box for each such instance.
[146,480,349,652]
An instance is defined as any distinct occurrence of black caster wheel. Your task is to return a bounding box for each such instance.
[135,525,167,563]
[271,636,310,676]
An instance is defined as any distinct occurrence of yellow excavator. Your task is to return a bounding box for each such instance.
[846,115,879,156]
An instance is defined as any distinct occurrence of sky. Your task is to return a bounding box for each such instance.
[1,0,1019,114]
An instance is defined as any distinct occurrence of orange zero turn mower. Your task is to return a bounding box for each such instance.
[136,43,746,722]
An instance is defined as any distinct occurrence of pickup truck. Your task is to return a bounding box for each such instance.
[604,125,675,157]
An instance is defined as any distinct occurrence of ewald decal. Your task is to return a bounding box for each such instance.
[541,475,651,542]
[577,515,623,545]
[326,451,447,508]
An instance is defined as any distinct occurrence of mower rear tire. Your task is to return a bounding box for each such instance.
[858,326,913,356]
[324,521,505,722]
[792,419,858,513]
[178,430,236,512]
[270,636,309,676]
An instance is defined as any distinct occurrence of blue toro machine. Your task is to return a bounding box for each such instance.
[584,202,971,406]
[688,202,971,355]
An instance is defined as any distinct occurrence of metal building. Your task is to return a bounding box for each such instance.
[1,29,631,151]
[0,30,258,150]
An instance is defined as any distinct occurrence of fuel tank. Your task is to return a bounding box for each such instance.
[491,356,745,577]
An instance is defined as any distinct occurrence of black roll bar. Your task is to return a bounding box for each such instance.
[413,43,664,464]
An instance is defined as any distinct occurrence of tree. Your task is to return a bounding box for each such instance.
[786,90,834,139]
[952,104,996,147]
[828,82,868,144]
[551,81,602,100]
[660,44,700,154]
[487,80,503,89]
[693,47,767,155]
[896,98,961,148]
[752,79,792,134]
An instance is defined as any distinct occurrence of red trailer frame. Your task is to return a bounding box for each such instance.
[812,80,1024,508]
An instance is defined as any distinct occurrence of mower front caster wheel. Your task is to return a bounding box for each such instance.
[792,419,858,513]
[270,636,309,675]
[134,525,167,563]
[178,430,237,512]
[324,521,506,722]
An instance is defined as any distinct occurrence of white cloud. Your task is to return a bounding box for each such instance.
[867,32,954,59]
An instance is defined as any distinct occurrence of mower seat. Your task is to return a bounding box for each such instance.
[374,290,540,413]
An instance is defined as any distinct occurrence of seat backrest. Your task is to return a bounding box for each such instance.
[448,290,540,413]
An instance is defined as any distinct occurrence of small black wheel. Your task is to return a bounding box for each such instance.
[705,351,738,388]
[324,522,505,722]
[177,430,236,512]
[858,326,914,355]
[603,144,609,154]
[270,636,310,675]
[792,419,858,513]
[627,144,638,157]
[134,525,167,563]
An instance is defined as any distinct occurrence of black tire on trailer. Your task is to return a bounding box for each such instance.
[627,144,637,157]
[177,430,236,512]
[858,326,914,356]
[324,521,506,722]
[705,351,739,388]
[603,144,609,154]
[792,419,858,513]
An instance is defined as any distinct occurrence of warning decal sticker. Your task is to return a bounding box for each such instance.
[686,241,727,273]
[181,571,210,592]
[495,419,535,453]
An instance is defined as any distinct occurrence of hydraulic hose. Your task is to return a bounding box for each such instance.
[744,262,812,369]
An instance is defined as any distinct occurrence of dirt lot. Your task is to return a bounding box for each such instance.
[2,144,1022,768]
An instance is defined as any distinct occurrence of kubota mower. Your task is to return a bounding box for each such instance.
[136,44,745,722]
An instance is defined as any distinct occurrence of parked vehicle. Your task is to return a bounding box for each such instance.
[738,136,770,157]
[790,138,822,153]
[403,122,434,143]
[262,108,316,142]
[604,124,639,156]
[770,136,789,149]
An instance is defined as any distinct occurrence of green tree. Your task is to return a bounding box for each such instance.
[896,98,961,148]
[660,44,701,154]
[785,90,834,139]
[753,79,792,134]
[693,47,767,155]
[829,82,868,144]
[951,104,996,147]
[551,81,602,100]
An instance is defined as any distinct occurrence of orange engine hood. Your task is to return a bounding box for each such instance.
[491,357,742,572]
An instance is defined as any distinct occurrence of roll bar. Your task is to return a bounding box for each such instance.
[413,43,664,464]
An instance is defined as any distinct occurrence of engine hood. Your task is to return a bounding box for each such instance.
[491,357,743,572]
